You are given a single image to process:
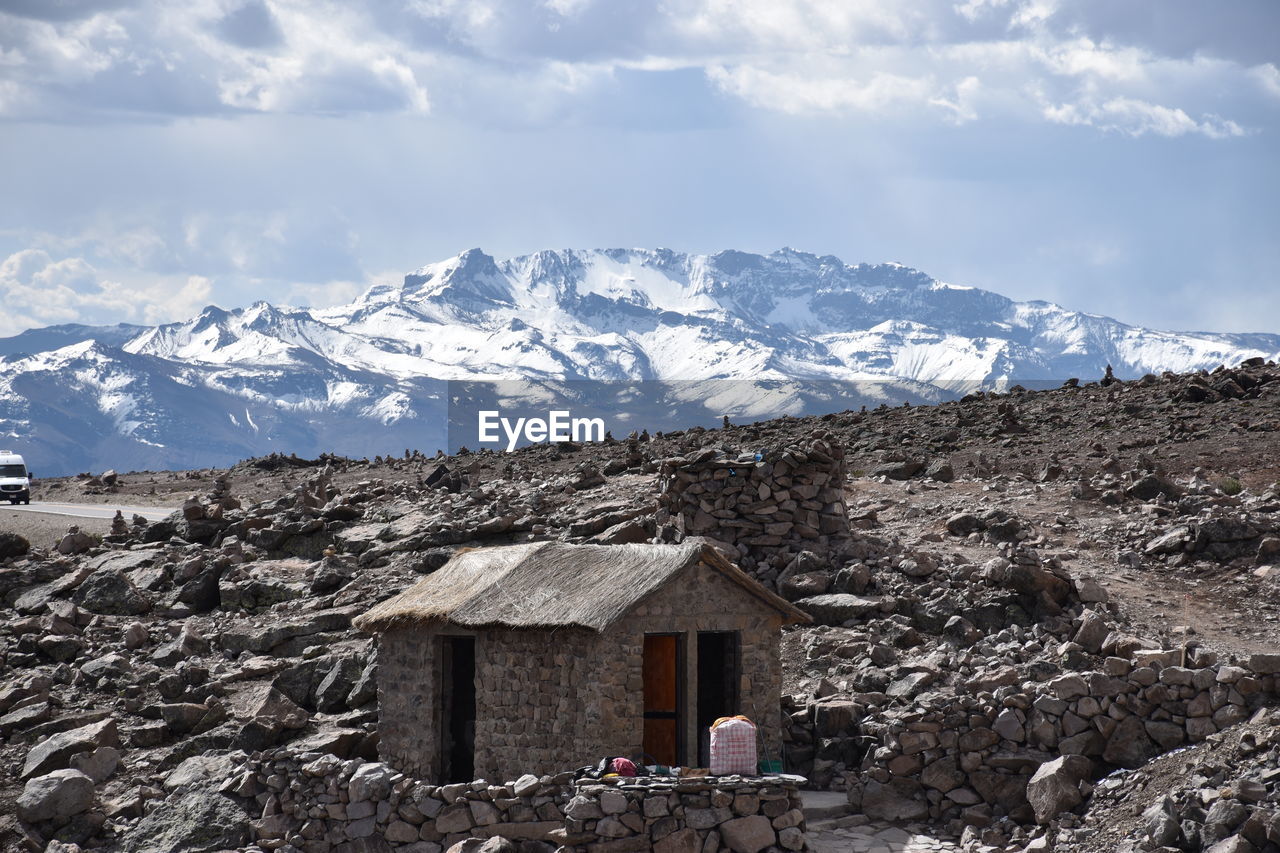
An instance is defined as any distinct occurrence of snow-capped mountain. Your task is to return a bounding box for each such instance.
[2,247,1277,476]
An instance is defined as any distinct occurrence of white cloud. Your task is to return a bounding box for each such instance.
[707,63,938,116]
[1254,63,1280,98]
[1044,96,1245,139]
[0,248,214,336]
[0,0,1270,140]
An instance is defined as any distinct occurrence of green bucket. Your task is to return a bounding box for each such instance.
[758,759,783,774]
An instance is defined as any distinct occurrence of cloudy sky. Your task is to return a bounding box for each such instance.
[1,0,1277,337]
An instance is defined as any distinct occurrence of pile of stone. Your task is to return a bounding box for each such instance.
[656,433,852,584]
[1042,707,1280,853]
[234,747,806,853]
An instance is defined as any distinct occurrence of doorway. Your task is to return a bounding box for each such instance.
[696,631,740,767]
[440,636,475,782]
[643,634,683,766]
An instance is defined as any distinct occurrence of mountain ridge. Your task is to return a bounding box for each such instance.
[2,246,1277,475]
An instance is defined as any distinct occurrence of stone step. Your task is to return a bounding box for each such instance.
[800,790,852,823]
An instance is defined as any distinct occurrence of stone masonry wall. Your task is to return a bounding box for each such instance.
[379,627,442,780]
[238,747,806,853]
[473,628,597,782]
[815,641,1280,828]
[657,433,851,586]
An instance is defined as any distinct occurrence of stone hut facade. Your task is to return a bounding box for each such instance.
[657,433,852,584]
[353,540,809,784]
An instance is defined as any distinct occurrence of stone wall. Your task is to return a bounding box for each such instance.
[657,433,851,585]
[379,628,442,779]
[237,747,806,853]
[801,640,1280,828]
[473,628,597,782]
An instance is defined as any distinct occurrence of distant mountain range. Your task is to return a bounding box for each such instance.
[2,247,1277,476]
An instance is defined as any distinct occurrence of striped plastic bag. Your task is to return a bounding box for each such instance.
[709,715,757,775]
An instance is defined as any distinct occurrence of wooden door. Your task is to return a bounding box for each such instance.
[643,634,681,765]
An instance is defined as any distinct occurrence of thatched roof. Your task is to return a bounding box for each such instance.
[352,539,809,633]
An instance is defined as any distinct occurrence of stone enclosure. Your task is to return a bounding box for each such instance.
[240,747,807,853]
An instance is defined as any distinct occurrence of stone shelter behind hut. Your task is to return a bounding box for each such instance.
[353,540,809,783]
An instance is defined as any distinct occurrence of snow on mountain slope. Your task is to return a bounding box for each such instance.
[1,247,1276,475]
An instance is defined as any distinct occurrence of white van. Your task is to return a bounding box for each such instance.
[0,451,32,505]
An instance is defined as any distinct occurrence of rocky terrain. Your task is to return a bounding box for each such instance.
[0,358,1277,853]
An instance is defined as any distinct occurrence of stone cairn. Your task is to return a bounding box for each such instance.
[236,748,806,853]
[656,432,851,586]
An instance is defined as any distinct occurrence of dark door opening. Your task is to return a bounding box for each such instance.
[643,634,683,766]
[697,631,740,767]
[440,636,475,782]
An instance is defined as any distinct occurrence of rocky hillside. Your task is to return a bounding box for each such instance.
[0,359,1277,852]
[2,247,1278,476]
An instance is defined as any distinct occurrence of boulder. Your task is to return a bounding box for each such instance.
[946,513,984,537]
[794,593,883,624]
[17,769,95,823]
[72,569,151,615]
[1102,714,1160,769]
[0,531,30,559]
[117,788,251,852]
[56,527,95,556]
[718,815,775,853]
[778,571,832,601]
[23,718,119,779]
[1026,755,1090,823]
[1073,610,1110,653]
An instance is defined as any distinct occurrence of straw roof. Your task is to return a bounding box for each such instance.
[353,539,809,633]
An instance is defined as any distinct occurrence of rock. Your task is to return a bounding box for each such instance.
[72,569,151,615]
[1026,755,1089,823]
[23,718,119,779]
[1143,799,1183,848]
[123,621,149,649]
[0,531,30,559]
[56,527,95,556]
[512,773,540,797]
[1073,609,1110,653]
[924,460,955,482]
[793,593,882,624]
[1145,526,1191,556]
[861,778,929,821]
[1102,714,1160,769]
[1246,653,1280,674]
[315,655,363,712]
[1204,836,1257,853]
[163,754,237,790]
[718,815,775,853]
[348,762,395,802]
[1075,577,1108,603]
[116,788,251,852]
[70,746,120,783]
[17,769,95,823]
[778,571,832,601]
[946,513,984,537]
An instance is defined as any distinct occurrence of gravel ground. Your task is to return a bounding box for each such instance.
[0,508,112,549]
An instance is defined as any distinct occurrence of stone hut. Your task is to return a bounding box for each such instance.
[353,540,809,783]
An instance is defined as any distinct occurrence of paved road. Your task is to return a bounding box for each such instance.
[2,500,180,520]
